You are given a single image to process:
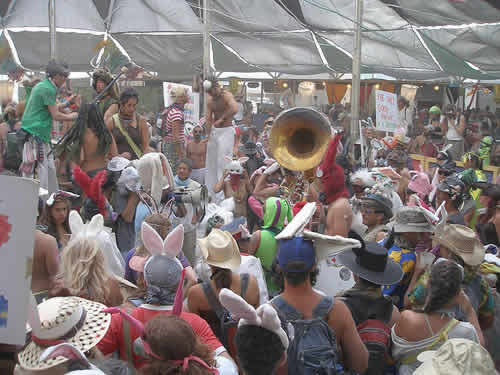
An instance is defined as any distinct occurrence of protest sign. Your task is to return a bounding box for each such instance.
[376,89,398,132]
[0,176,38,345]
[163,82,200,134]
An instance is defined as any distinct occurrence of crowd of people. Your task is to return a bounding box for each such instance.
[0,59,500,375]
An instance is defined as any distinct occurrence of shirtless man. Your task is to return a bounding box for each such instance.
[204,79,238,203]
[79,103,114,176]
[310,135,353,237]
[186,125,207,184]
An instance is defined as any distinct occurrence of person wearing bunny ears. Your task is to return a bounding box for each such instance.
[55,211,124,307]
[219,288,288,375]
[98,223,232,369]
[214,156,251,218]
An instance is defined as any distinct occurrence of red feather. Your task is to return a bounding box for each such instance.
[73,166,108,216]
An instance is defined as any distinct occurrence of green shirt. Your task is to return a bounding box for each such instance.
[21,79,57,143]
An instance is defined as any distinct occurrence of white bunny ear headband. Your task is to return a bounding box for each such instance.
[129,222,184,272]
[219,289,289,350]
[46,190,80,206]
[68,210,104,241]
[40,343,105,374]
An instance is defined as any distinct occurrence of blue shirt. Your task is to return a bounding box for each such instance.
[381,242,416,309]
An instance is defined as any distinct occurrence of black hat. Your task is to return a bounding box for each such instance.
[337,238,403,286]
[238,141,258,155]
[361,193,393,219]
[437,176,464,196]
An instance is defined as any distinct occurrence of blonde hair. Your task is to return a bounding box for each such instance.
[60,238,111,305]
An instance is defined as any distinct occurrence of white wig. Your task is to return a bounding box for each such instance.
[350,168,376,187]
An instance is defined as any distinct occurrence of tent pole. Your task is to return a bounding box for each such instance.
[202,0,210,116]
[350,0,363,160]
[49,0,56,59]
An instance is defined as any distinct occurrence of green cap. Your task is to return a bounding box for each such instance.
[429,106,441,115]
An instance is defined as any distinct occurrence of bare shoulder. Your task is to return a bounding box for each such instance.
[330,198,352,214]
[328,299,352,334]
[187,283,203,300]
[35,230,57,251]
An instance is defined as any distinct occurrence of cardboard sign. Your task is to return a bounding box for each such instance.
[0,176,38,345]
[162,82,200,128]
[376,89,398,132]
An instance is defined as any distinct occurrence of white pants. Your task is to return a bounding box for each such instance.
[23,140,59,198]
[205,127,235,203]
[191,168,206,185]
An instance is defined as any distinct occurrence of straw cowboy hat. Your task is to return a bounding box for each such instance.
[434,224,485,267]
[415,338,495,375]
[198,229,241,270]
[18,297,110,371]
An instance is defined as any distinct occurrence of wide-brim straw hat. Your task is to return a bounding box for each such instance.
[415,338,495,375]
[18,297,110,371]
[434,224,485,266]
[198,229,241,270]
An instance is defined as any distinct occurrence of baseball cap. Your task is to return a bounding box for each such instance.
[437,176,464,195]
[278,237,315,272]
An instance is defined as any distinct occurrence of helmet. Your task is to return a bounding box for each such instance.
[429,106,441,115]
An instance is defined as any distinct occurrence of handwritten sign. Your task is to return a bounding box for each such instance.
[0,176,38,345]
[163,82,200,128]
[376,89,398,132]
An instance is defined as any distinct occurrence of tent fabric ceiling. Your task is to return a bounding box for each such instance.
[0,0,499,80]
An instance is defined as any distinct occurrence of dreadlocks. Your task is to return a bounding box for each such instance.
[56,103,113,161]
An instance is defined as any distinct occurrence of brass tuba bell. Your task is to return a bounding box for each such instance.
[269,107,332,172]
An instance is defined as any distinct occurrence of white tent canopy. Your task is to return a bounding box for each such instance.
[0,0,499,80]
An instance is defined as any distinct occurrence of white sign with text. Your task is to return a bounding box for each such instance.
[0,176,38,345]
[376,89,398,132]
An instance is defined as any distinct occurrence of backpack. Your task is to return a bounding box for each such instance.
[271,295,340,375]
[201,273,250,358]
[3,121,22,171]
[356,320,391,375]
[340,292,393,375]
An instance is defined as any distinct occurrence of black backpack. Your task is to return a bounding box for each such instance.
[3,120,22,171]
[201,273,250,357]
[271,295,341,375]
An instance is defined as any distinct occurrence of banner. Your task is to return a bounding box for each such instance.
[0,176,38,345]
[163,82,200,136]
[376,89,398,132]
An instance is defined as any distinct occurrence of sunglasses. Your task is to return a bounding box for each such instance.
[361,208,383,215]
[438,169,452,176]
[265,120,274,125]
[193,130,202,134]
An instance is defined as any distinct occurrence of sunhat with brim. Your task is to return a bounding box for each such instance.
[414,338,495,375]
[391,207,435,233]
[433,224,485,266]
[18,297,110,371]
[198,229,241,270]
[361,194,393,218]
[337,241,403,286]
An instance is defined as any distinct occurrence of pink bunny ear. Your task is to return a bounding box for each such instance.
[172,268,186,316]
[224,155,234,163]
[141,222,164,256]
[129,255,148,272]
[103,307,145,335]
[40,343,89,364]
[163,224,184,258]
[238,157,249,164]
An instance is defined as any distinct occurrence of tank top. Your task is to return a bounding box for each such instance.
[112,113,142,160]
[446,118,462,141]
[256,228,280,293]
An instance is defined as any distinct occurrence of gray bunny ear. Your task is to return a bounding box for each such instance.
[219,288,259,324]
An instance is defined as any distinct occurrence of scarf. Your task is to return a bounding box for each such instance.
[174,175,190,187]
[229,173,241,192]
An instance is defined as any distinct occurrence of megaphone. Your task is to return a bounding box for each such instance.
[174,185,208,220]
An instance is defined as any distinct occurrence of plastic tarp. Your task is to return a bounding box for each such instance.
[0,0,499,80]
